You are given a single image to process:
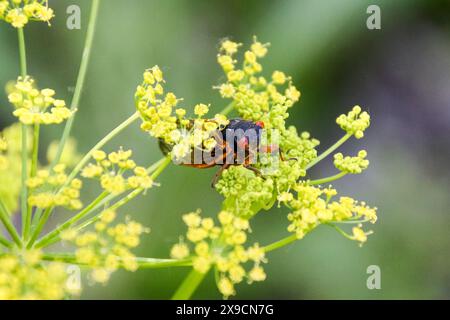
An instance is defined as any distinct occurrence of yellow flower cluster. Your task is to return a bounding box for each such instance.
[279,184,377,244]
[215,166,274,218]
[135,66,229,160]
[0,123,26,213]
[215,38,321,208]
[0,0,54,28]
[216,37,300,127]
[135,66,179,141]
[0,250,75,299]
[81,149,153,195]
[334,150,369,174]
[27,164,83,210]
[336,105,371,139]
[8,76,72,125]
[62,210,148,284]
[171,210,267,298]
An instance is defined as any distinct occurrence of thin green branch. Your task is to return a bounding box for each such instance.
[16,27,28,247]
[308,171,347,186]
[24,124,40,240]
[17,27,27,77]
[20,124,28,240]
[305,133,351,170]
[325,223,354,241]
[328,218,371,224]
[219,102,235,116]
[172,268,209,300]
[41,252,192,269]
[0,235,12,249]
[50,0,101,169]
[263,234,297,253]
[0,200,22,247]
[26,207,51,248]
[30,124,40,177]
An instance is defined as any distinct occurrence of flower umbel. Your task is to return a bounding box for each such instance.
[27,164,83,210]
[81,148,154,194]
[0,0,54,28]
[171,210,267,299]
[0,250,75,299]
[62,212,149,284]
[7,76,72,125]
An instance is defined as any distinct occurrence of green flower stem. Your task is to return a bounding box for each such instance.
[50,0,101,169]
[30,124,40,177]
[263,234,298,253]
[305,133,351,170]
[328,218,370,224]
[23,124,40,240]
[0,200,22,247]
[18,27,28,246]
[308,171,347,186]
[20,124,28,241]
[0,235,12,249]
[17,28,27,77]
[26,207,51,248]
[63,111,140,188]
[134,257,192,269]
[325,223,354,240]
[219,101,235,116]
[41,252,192,269]
[34,156,171,249]
[32,192,109,249]
[171,268,209,300]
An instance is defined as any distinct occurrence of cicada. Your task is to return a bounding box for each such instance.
[159,118,284,186]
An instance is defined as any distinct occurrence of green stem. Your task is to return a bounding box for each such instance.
[17,27,28,247]
[23,124,40,240]
[0,200,22,247]
[0,235,12,249]
[63,111,140,188]
[305,133,351,170]
[308,171,347,186]
[26,207,51,248]
[41,252,192,269]
[50,0,101,169]
[20,124,28,241]
[263,234,297,253]
[172,268,209,300]
[30,124,40,177]
[219,101,235,116]
[32,192,108,249]
[325,223,354,241]
[17,28,27,77]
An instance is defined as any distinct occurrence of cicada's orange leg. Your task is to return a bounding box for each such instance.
[211,163,231,188]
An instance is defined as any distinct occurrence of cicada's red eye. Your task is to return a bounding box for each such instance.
[255,121,265,128]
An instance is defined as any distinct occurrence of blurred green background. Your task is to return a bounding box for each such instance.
[1,0,449,299]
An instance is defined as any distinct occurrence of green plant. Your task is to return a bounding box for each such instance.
[0,0,377,299]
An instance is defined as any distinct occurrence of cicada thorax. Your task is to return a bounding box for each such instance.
[158,118,265,168]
